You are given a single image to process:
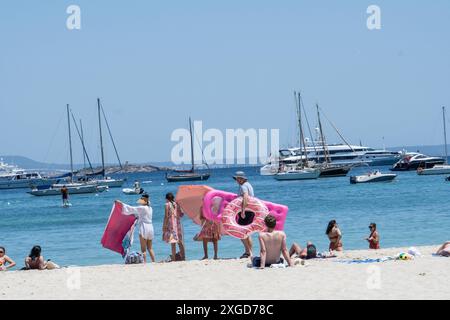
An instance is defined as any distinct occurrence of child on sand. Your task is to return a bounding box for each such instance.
[194,196,222,260]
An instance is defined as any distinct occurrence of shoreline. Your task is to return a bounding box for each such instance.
[2,245,449,300]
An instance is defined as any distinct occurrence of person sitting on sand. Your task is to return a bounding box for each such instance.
[289,242,317,260]
[163,192,185,262]
[326,220,343,252]
[252,215,293,268]
[366,223,380,249]
[24,246,59,270]
[436,241,450,257]
[0,246,16,271]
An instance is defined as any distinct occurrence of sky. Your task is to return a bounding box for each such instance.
[1,0,449,164]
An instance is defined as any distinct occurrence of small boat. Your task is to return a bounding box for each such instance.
[28,185,107,196]
[350,171,397,184]
[166,117,211,183]
[418,165,450,175]
[274,168,320,181]
[122,187,144,195]
[417,107,450,176]
[390,152,445,171]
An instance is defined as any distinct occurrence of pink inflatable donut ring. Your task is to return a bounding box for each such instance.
[221,196,269,239]
[203,189,288,231]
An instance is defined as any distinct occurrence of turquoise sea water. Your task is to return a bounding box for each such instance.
[1,166,449,268]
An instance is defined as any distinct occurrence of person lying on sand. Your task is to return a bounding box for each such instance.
[289,242,317,260]
[252,215,293,269]
[436,241,450,257]
[0,246,16,271]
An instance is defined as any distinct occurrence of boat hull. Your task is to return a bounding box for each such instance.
[274,169,320,181]
[417,165,450,175]
[28,185,107,196]
[0,178,60,190]
[166,173,211,183]
[350,174,397,184]
[391,160,445,171]
[318,166,351,178]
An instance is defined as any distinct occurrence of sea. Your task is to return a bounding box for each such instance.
[1,165,449,267]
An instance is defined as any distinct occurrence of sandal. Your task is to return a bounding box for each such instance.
[240,253,250,259]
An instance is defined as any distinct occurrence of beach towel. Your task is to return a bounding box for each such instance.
[101,201,137,256]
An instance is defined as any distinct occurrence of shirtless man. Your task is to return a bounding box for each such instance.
[252,215,293,269]
[0,246,16,271]
[436,241,450,257]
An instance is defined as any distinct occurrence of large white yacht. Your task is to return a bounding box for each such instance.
[261,143,402,176]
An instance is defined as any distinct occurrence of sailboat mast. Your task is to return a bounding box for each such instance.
[189,117,195,172]
[316,104,330,164]
[80,119,86,170]
[66,104,74,179]
[443,106,448,164]
[97,98,106,178]
[297,92,308,165]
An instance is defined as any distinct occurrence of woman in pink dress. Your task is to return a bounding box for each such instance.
[163,192,185,261]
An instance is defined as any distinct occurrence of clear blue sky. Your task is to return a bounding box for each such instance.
[1,1,449,164]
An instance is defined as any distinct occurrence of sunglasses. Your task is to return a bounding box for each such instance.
[0,251,4,254]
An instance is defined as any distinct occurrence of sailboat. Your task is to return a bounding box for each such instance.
[166,117,210,183]
[83,98,125,188]
[418,106,450,175]
[274,92,320,181]
[29,105,107,196]
[314,104,353,178]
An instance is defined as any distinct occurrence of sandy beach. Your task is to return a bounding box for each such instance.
[1,245,449,300]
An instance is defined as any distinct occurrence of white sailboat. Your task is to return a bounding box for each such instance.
[274,91,320,181]
[83,98,125,187]
[29,105,106,196]
[417,106,450,175]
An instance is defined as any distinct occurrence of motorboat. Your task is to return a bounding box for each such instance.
[350,170,397,184]
[274,168,321,181]
[0,172,60,190]
[390,153,445,171]
[122,187,145,195]
[28,184,107,196]
[417,165,450,175]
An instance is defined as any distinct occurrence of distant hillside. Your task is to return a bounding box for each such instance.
[0,156,71,171]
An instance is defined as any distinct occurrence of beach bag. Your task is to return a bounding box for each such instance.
[124,251,144,264]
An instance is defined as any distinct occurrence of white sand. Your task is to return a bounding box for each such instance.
[1,245,449,300]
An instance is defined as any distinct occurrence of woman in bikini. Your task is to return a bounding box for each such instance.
[366,223,380,249]
[163,192,185,262]
[0,246,16,271]
[25,246,46,270]
[326,220,343,252]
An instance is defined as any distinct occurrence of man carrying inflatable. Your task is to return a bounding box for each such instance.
[233,171,254,259]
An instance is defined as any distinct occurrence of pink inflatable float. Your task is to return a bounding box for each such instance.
[202,189,288,238]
